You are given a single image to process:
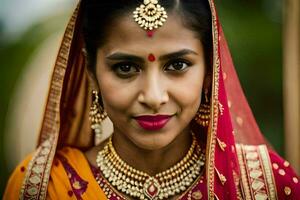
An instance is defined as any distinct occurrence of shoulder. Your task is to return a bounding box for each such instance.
[3,146,86,200]
[236,144,300,199]
[56,146,85,161]
[55,146,97,171]
[48,147,91,199]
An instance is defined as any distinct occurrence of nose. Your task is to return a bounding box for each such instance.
[138,72,169,111]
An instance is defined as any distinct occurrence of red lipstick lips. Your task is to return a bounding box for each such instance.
[134,115,172,131]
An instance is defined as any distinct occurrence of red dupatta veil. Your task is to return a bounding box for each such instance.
[19,0,271,199]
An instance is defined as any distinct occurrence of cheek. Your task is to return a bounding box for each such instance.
[97,70,135,113]
[170,67,205,109]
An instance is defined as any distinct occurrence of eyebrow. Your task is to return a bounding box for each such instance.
[106,53,145,63]
[159,49,198,61]
[105,49,198,62]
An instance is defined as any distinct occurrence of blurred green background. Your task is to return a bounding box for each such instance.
[0,0,283,196]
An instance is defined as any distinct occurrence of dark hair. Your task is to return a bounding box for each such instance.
[82,0,212,72]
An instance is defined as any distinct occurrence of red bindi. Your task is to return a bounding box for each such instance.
[148,54,156,62]
[146,30,154,38]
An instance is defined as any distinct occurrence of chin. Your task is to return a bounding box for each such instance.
[130,131,178,151]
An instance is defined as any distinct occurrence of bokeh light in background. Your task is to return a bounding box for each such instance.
[0,0,283,196]
[0,0,73,40]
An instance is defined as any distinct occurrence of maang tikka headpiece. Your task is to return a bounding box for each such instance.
[133,0,168,31]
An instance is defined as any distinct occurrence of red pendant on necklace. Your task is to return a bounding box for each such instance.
[144,177,160,199]
[147,30,154,38]
[148,54,156,62]
[146,184,159,197]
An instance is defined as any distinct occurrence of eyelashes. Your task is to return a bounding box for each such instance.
[111,62,140,78]
[164,59,192,72]
[110,59,193,78]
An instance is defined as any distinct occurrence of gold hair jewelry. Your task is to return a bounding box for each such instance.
[133,0,168,31]
[96,132,205,200]
[195,89,211,127]
[89,90,107,141]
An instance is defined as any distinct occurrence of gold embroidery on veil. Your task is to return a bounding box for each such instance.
[19,5,80,200]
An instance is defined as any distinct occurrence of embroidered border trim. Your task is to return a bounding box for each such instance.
[19,4,80,200]
[236,144,252,199]
[236,144,278,200]
[207,0,220,198]
[258,145,278,200]
[19,135,54,199]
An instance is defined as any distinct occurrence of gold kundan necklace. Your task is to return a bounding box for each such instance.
[96,133,205,200]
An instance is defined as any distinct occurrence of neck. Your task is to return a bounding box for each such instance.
[112,128,192,176]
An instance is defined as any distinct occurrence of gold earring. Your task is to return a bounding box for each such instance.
[89,90,107,141]
[195,89,210,127]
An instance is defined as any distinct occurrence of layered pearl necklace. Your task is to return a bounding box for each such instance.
[96,133,205,200]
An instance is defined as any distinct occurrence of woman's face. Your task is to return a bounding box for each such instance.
[95,14,207,150]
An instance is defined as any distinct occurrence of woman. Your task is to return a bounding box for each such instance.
[4,0,300,199]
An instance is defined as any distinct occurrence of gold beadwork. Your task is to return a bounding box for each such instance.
[293,177,299,183]
[195,104,210,127]
[279,169,286,176]
[215,167,227,185]
[195,90,211,127]
[72,181,82,190]
[283,161,290,167]
[217,138,226,152]
[218,102,224,115]
[96,132,205,200]
[89,90,107,141]
[192,191,203,199]
[254,193,268,199]
[133,0,168,31]
[236,116,243,126]
[272,163,279,170]
[284,186,292,196]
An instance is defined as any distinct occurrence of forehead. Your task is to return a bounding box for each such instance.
[100,13,203,55]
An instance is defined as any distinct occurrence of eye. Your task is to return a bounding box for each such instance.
[164,59,192,72]
[112,62,140,77]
